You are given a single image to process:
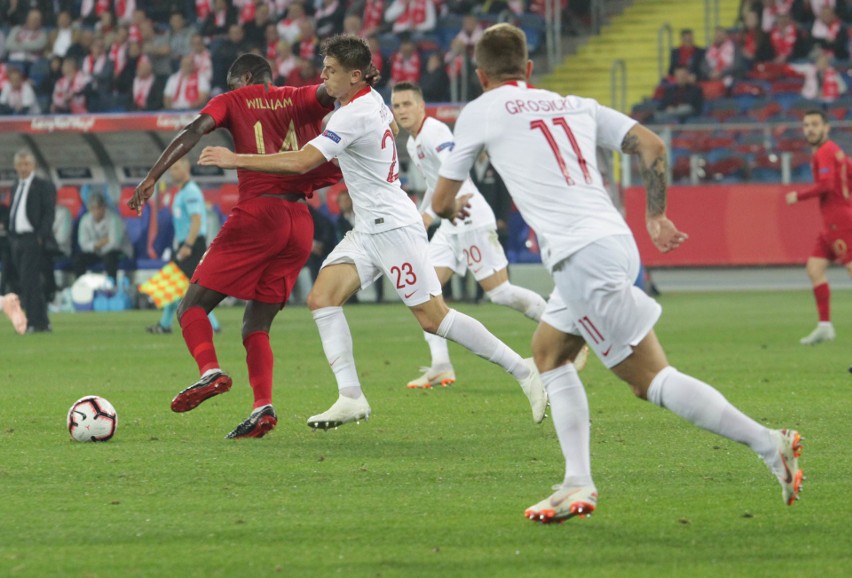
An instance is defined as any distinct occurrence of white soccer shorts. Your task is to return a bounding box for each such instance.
[428,224,509,282]
[322,223,443,306]
[541,234,661,368]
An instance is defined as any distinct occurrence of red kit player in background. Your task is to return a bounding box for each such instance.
[129,54,341,438]
[786,109,852,346]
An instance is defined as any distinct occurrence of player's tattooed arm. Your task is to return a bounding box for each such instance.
[622,124,687,253]
[621,125,668,217]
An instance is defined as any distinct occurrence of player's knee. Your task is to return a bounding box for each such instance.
[307,291,343,311]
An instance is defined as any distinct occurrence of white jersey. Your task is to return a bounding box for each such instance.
[310,87,421,234]
[439,81,635,272]
[406,117,496,233]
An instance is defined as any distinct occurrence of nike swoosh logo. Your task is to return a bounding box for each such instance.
[602,346,612,357]
[404,291,416,299]
[549,489,579,507]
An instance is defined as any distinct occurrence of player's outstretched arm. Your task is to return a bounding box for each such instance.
[130,114,216,215]
[198,144,327,175]
[621,124,688,253]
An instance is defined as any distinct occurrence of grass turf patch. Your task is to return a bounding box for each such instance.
[1,291,850,577]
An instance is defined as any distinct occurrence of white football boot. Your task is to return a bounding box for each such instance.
[406,366,456,389]
[765,428,804,506]
[799,323,835,345]
[307,395,371,430]
[525,485,598,524]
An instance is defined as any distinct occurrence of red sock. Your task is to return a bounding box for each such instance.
[244,331,273,408]
[180,306,219,375]
[814,283,830,322]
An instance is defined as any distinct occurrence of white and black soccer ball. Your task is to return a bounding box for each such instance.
[67,396,118,442]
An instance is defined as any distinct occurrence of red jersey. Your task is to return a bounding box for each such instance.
[200,83,341,201]
[799,139,852,231]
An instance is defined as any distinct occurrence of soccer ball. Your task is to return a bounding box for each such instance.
[67,396,118,442]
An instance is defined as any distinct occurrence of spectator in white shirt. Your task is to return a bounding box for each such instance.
[189,33,213,84]
[385,0,437,34]
[49,11,76,58]
[51,58,89,114]
[164,55,211,110]
[0,67,40,115]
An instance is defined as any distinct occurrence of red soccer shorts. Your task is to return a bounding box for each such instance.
[192,196,313,305]
[811,228,852,265]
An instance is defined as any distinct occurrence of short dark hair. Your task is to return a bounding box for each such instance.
[392,82,423,98]
[227,53,272,84]
[681,28,693,37]
[474,23,527,82]
[804,109,828,122]
[321,34,377,85]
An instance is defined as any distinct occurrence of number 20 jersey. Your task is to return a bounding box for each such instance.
[439,81,636,272]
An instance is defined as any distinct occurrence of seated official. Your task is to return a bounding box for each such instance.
[74,192,132,282]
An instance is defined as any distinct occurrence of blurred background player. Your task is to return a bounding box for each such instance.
[130,54,341,439]
[199,35,547,429]
[390,81,587,389]
[433,23,803,523]
[0,293,27,334]
[146,158,220,335]
[785,109,852,345]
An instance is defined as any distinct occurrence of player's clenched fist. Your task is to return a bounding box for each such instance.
[647,215,688,253]
[199,146,238,169]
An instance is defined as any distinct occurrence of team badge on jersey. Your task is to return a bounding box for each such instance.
[322,130,341,143]
[416,144,425,160]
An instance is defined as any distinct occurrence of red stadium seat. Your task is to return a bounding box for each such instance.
[56,185,82,217]
[769,77,804,94]
[747,61,793,81]
[747,100,782,122]
[704,157,747,181]
[699,80,726,100]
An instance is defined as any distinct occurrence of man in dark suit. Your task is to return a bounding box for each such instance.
[6,149,56,333]
[669,28,705,80]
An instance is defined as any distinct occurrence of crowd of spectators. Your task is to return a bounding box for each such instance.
[0,0,554,116]
[644,0,852,124]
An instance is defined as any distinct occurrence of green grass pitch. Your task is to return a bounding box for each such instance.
[1,290,850,577]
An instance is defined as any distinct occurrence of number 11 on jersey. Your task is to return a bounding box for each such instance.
[530,117,592,187]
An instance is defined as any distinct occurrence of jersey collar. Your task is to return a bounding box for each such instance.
[346,85,372,104]
[499,80,533,89]
[413,115,428,137]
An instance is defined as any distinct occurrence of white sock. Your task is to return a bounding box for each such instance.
[312,307,362,398]
[818,321,833,328]
[486,281,547,322]
[436,309,527,380]
[424,331,451,369]
[201,368,221,378]
[646,367,775,458]
[542,364,594,488]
